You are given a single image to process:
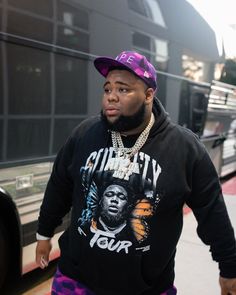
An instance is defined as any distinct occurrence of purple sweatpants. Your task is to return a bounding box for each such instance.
[51,268,177,295]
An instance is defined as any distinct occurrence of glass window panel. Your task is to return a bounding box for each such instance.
[144,0,166,27]
[0,43,3,114]
[0,8,2,30]
[133,32,151,51]
[8,0,53,17]
[55,54,88,114]
[128,0,147,16]
[57,0,89,30]
[128,0,166,27]
[7,43,51,114]
[7,119,50,160]
[7,11,53,43]
[0,120,2,161]
[57,25,89,52]
[157,77,167,107]
[53,118,82,153]
[150,39,168,71]
[152,39,168,63]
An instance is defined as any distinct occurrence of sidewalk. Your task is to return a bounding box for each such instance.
[175,176,236,295]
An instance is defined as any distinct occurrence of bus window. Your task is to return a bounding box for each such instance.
[55,54,88,115]
[8,43,51,115]
[0,121,2,162]
[53,118,82,154]
[8,0,53,17]
[191,92,208,134]
[7,10,53,43]
[57,0,89,30]
[7,119,50,160]
[0,43,2,114]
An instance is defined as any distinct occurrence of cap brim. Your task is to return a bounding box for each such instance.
[94,57,132,78]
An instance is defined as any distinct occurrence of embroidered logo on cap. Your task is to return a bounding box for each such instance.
[116,54,135,65]
[144,71,150,78]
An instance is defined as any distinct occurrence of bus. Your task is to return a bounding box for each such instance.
[0,0,236,290]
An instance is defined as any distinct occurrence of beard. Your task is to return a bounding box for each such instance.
[100,208,127,228]
[101,102,146,132]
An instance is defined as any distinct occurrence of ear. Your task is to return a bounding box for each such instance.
[145,88,154,105]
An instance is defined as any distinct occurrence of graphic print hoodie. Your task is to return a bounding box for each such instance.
[38,98,236,295]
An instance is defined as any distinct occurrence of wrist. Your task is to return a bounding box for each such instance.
[36,233,51,241]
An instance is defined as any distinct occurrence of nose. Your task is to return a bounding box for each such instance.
[107,89,119,102]
[110,195,119,203]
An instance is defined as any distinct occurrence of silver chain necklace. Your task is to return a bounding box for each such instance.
[107,113,155,180]
[111,112,155,158]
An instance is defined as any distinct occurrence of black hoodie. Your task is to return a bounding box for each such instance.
[38,98,236,294]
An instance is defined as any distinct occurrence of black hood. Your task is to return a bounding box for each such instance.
[150,97,171,137]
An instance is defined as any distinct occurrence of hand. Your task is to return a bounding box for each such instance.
[219,276,236,295]
[35,239,52,269]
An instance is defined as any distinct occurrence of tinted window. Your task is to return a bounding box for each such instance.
[7,11,53,43]
[55,54,88,114]
[128,0,146,15]
[8,0,53,17]
[128,0,166,27]
[57,25,89,52]
[8,43,51,114]
[0,8,2,31]
[7,119,50,160]
[0,44,3,114]
[0,120,2,161]
[133,32,151,51]
[53,118,82,153]
[57,0,89,30]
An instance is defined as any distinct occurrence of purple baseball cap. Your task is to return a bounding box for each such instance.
[94,51,157,90]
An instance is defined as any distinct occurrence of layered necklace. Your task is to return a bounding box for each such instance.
[107,113,155,180]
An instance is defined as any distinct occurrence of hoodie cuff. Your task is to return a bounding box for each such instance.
[36,233,51,240]
[219,260,236,278]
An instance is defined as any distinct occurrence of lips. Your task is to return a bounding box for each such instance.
[108,206,119,214]
[105,106,120,116]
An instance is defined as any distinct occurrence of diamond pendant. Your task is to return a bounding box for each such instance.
[104,154,140,180]
[113,155,139,180]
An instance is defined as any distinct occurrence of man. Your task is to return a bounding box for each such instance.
[36,51,236,295]
[99,184,129,231]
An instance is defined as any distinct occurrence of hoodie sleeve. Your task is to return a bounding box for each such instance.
[186,152,236,278]
[37,134,75,238]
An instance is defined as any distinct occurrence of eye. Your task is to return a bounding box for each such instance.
[105,192,113,198]
[118,194,127,200]
[104,88,111,94]
[119,88,128,93]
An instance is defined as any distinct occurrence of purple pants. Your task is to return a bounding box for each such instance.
[51,268,177,295]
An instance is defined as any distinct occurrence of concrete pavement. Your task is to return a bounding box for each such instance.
[175,176,236,295]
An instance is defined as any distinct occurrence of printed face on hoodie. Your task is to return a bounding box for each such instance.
[101,69,154,132]
[100,184,128,227]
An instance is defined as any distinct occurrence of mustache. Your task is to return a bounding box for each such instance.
[100,103,146,132]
